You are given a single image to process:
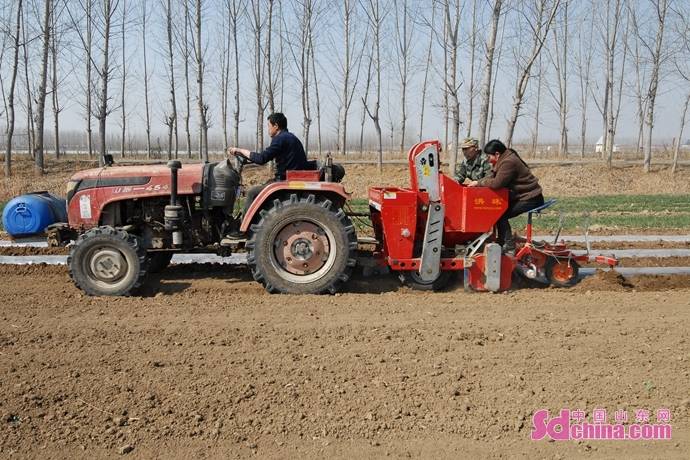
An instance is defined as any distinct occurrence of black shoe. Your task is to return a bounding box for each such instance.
[226,229,244,239]
[503,240,516,256]
[225,216,243,239]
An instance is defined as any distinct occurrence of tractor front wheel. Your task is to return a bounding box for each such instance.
[68,226,149,296]
[545,258,580,287]
[246,194,357,294]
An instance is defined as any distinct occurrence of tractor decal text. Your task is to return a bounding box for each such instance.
[113,184,169,194]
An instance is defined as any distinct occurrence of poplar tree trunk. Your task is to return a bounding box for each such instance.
[34,0,52,175]
[4,0,23,177]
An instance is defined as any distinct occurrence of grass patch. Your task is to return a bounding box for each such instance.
[511,213,690,232]
[544,195,690,213]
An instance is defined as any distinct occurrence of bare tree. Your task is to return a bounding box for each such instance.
[164,0,179,159]
[277,0,285,109]
[359,49,373,157]
[249,0,265,150]
[394,0,413,154]
[504,0,560,146]
[287,0,317,155]
[362,0,384,170]
[220,1,231,150]
[477,0,502,147]
[4,0,22,177]
[194,0,208,161]
[574,1,594,158]
[443,0,461,172]
[92,0,119,165]
[591,0,623,164]
[21,3,35,160]
[441,1,448,152]
[672,3,690,173]
[672,94,689,173]
[265,0,276,113]
[487,13,506,136]
[119,0,128,158]
[628,5,647,155]
[549,0,569,156]
[418,4,435,142]
[86,0,93,158]
[530,54,543,157]
[337,0,363,156]
[142,0,152,158]
[604,0,627,166]
[179,0,192,158]
[643,0,669,172]
[465,0,479,137]
[609,13,630,166]
[50,0,65,159]
[65,0,94,157]
[308,24,322,158]
[33,0,53,174]
[227,0,243,147]
[0,7,8,130]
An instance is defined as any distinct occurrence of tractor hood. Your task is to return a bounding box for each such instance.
[70,162,205,182]
[67,162,208,207]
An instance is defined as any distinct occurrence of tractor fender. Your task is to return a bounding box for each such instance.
[240,181,351,232]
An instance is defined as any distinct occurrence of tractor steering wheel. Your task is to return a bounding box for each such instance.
[231,151,253,172]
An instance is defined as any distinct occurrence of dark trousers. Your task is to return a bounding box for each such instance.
[497,194,544,246]
[243,179,275,215]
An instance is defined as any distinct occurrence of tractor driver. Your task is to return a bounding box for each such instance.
[227,112,308,214]
[455,137,492,184]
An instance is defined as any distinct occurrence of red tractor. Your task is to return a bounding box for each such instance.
[52,141,615,296]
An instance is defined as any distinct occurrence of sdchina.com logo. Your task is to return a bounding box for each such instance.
[531,409,672,441]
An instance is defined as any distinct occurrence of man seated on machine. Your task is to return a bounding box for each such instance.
[455,137,492,184]
[227,112,308,214]
[467,139,544,256]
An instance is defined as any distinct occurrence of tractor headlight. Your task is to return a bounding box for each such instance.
[66,180,80,203]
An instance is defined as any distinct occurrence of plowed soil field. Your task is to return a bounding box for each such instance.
[1,264,689,458]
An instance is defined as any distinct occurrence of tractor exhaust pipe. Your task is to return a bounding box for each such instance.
[165,160,184,246]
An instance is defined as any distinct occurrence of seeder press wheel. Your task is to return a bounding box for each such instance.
[545,258,580,287]
[399,271,454,291]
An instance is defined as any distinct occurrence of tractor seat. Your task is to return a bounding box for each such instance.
[286,160,346,183]
[527,198,557,216]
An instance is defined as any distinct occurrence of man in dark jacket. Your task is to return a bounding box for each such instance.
[227,113,308,213]
[468,139,544,255]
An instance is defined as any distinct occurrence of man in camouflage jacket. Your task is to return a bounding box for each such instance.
[454,137,492,184]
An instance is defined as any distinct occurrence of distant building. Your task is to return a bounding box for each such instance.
[595,136,620,153]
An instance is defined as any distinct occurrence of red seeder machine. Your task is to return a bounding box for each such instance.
[49,140,616,296]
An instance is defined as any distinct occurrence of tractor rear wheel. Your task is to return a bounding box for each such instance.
[68,226,149,296]
[246,194,357,294]
[545,258,580,287]
[399,271,454,291]
[148,251,173,273]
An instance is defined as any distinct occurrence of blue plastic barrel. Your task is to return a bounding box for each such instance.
[2,192,68,237]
